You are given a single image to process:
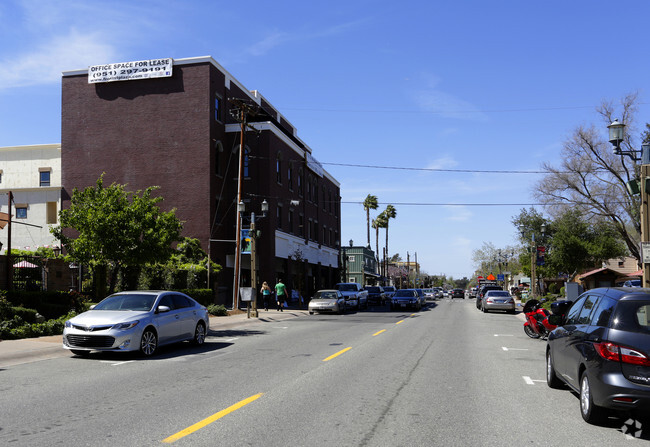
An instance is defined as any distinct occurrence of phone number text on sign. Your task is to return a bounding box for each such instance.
[88,58,173,84]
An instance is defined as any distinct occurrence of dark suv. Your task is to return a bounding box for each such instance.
[546,288,650,423]
[364,286,386,306]
[476,284,502,309]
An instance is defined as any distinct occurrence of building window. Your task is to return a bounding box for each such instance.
[276,153,282,184]
[314,221,319,243]
[277,204,283,229]
[215,141,223,176]
[46,202,57,224]
[0,170,3,184]
[40,170,51,187]
[298,168,304,196]
[243,147,250,177]
[322,186,327,211]
[215,94,222,122]
[348,255,355,262]
[15,206,27,219]
[308,219,313,240]
[288,210,294,234]
[288,165,293,191]
[299,214,304,237]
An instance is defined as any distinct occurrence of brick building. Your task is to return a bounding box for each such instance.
[61,56,341,304]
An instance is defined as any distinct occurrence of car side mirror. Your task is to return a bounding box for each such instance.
[89,304,96,310]
[157,305,171,313]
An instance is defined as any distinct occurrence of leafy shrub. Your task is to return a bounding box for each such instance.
[11,306,38,323]
[207,304,227,316]
[0,311,75,340]
[548,283,559,294]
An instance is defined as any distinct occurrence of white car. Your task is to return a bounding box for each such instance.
[309,289,346,314]
[63,291,210,356]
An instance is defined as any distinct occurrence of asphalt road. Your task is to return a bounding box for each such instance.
[0,299,647,446]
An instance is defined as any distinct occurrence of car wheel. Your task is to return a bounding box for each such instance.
[546,350,563,389]
[70,349,90,357]
[140,328,158,357]
[193,322,206,345]
[580,372,607,424]
[482,305,488,313]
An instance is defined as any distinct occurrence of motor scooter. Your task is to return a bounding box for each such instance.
[522,299,556,339]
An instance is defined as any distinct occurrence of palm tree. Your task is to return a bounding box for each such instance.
[383,204,397,260]
[372,212,388,275]
[363,194,379,246]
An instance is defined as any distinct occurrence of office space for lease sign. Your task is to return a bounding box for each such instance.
[88,58,173,84]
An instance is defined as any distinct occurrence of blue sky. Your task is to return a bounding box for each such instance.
[1,0,649,278]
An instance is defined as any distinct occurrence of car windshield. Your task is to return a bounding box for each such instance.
[366,287,381,292]
[486,291,510,297]
[394,290,414,297]
[93,294,156,311]
[337,284,357,291]
[384,287,395,292]
[314,291,337,300]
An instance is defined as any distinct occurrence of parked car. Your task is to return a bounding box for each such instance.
[476,284,503,309]
[308,289,346,314]
[390,289,421,311]
[624,279,641,288]
[336,283,368,310]
[422,289,436,300]
[364,286,386,305]
[480,290,516,313]
[433,287,444,299]
[63,290,209,357]
[546,287,650,423]
[451,288,464,299]
[415,289,426,306]
[383,286,396,299]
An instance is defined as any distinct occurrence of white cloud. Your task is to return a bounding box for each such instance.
[0,30,117,89]
[445,205,472,222]
[413,73,488,121]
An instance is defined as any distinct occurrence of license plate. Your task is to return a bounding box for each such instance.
[401,304,406,308]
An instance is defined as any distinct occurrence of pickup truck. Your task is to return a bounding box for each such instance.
[336,283,369,310]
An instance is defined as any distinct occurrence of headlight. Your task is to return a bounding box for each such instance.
[112,320,139,330]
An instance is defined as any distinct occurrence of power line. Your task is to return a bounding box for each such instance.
[322,162,547,174]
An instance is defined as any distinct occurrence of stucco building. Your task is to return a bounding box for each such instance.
[0,144,62,253]
[60,56,341,304]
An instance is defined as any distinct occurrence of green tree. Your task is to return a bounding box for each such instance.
[372,212,388,268]
[52,175,183,296]
[383,204,397,259]
[363,194,379,247]
[545,208,627,278]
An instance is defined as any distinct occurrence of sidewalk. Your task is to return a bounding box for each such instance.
[0,307,308,369]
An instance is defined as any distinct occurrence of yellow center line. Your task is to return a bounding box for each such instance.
[396,319,405,324]
[373,329,386,336]
[162,393,263,443]
[323,347,352,362]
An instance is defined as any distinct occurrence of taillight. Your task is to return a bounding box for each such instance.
[594,342,650,366]
[486,298,494,303]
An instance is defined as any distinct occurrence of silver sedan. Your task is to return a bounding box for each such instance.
[308,290,346,314]
[481,290,516,314]
[62,290,210,356]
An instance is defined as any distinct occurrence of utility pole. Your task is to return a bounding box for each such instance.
[229,98,258,310]
[249,212,258,318]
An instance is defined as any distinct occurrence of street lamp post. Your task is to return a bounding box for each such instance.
[520,224,545,299]
[608,119,650,287]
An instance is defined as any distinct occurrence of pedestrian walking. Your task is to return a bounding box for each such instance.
[260,281,272,311]
[275,279,287,311]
